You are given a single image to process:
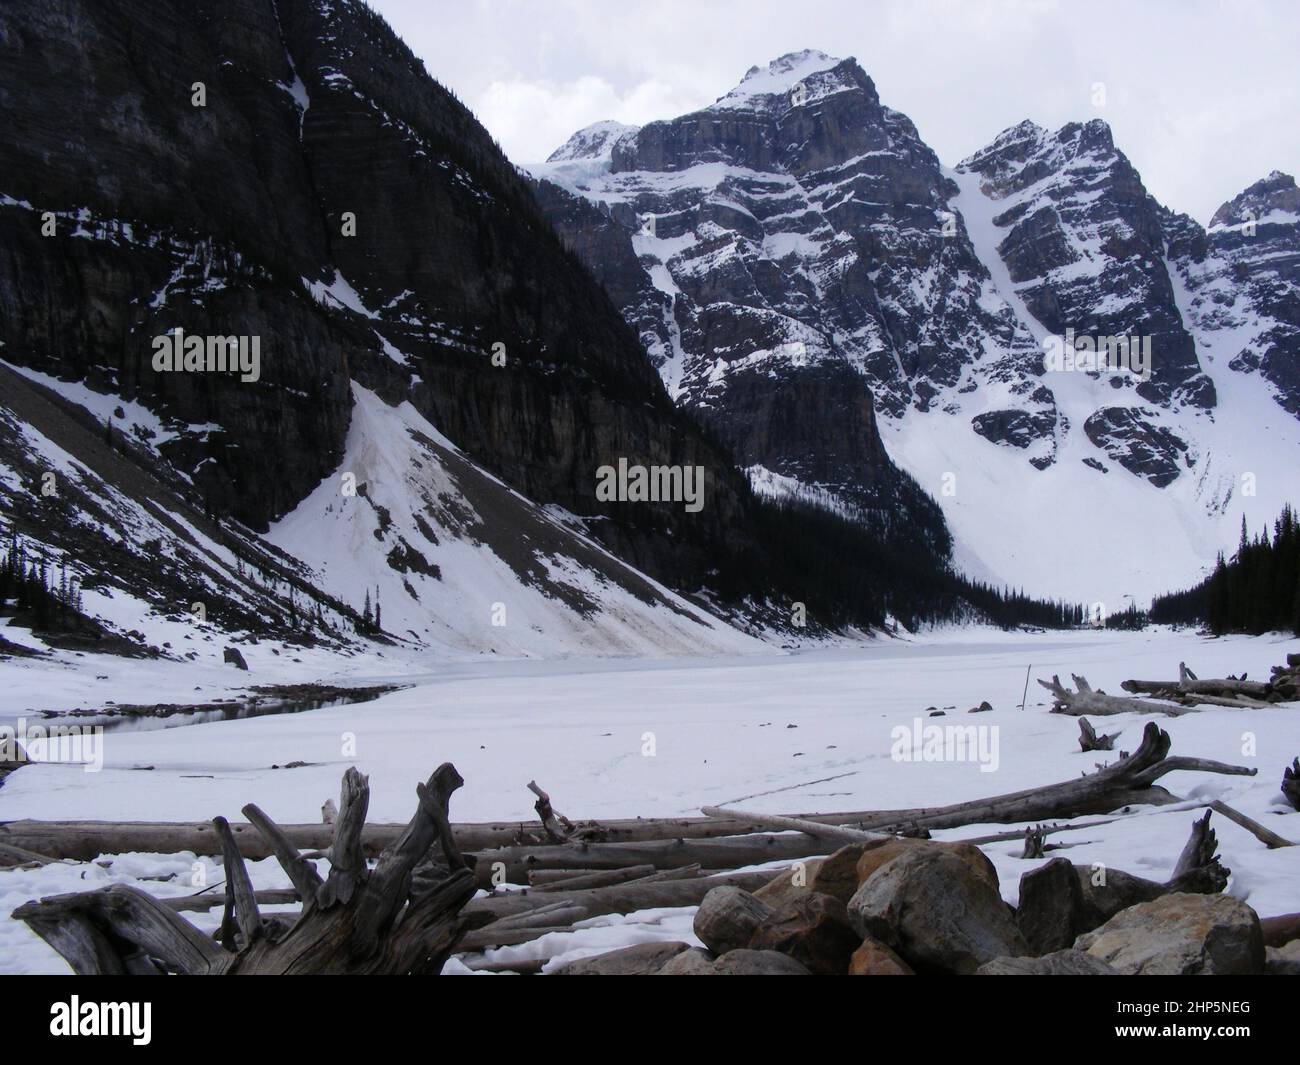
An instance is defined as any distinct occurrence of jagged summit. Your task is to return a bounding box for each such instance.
[711,49,847,108]
[1210,170,1300,229]
[958,117,1116,173]
[532,50,1300,604]
[545,120,640,163]
[709,50,871,115]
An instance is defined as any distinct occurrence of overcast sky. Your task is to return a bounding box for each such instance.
[370,0,1298,224]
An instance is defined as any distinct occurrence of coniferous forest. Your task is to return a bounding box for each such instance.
[1150,505,1300,635]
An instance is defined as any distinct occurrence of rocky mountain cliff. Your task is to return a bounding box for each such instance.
[1165,171,1300,419]
[534,50,1300,604]
[0,0,790,658]
[8,5,1061,661]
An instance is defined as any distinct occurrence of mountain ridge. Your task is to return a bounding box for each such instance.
[532,49,1300,605]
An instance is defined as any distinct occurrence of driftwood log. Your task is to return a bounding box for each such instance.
[463,869,780,922]
[3,726,1255,871]
[1040,674,1192,716]
[0,810,854,862]
[1284,758,1300,812]
[699,805,885,844]
[1205,799,1294,849]
[1262,911,1300,948]
[838,722,1254,834]
[469,832,829,887]
[12,764,478,975]
[1122,660,1299,706]
[1078,718,1120,752]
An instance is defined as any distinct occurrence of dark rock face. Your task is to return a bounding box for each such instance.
[0,0,762,599]
[958,119,1213,413]
[0,0,354,528]
[1167,170,1300,418]
[1083,407,1189,487]
[977,950,1116,975]
[532,50,1036,541]
[747,892,861,975]
[972,408,1057,455]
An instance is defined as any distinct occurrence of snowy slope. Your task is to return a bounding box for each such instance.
[940,151,1300,606]
[883,167,1300,607]
[0,360,762,669]
[0,361,368,666]
[266,384,764,657]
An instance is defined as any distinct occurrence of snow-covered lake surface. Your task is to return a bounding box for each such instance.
[2,627,1298,974]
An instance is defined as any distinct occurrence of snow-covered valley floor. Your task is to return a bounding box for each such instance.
[2,627,1298,974]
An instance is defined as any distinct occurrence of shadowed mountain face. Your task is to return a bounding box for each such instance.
[1166,171,1300,419]
[0,0,778,613]
[533,52,1027,531]
[532,50,1300,601]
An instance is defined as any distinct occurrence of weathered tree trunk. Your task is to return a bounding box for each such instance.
[1077,717,1119,752]
[2,730,1256,878]
[463,869,781,922]
[1283,758,1300,812]
[699,805,885,844]
[1119,660,1297,706]
[0,810,830,861]
[1205,799,1294,849]
[1261,911,1300,948]
[1040,674,1192,716]
[469,832,827,887]
[12,764,478,975]
[842,722,1254,834]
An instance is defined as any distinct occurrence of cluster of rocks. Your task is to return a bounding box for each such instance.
[554,837,1284,975]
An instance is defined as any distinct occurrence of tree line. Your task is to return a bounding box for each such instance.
[0,531,88,634]
[744,495,1086,632]
[1151,505,1300,636]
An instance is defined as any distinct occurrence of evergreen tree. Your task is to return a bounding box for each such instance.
[1153,504,1300,636]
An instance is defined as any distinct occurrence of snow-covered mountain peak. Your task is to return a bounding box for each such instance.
[546,120,640,163]
[960,119,1048,168]
[533,57,1300,605]
[1210,170,1300,229]
[710,49,856,111]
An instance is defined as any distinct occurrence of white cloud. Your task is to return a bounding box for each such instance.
[373,0,1300,222]
[476,76,702,162]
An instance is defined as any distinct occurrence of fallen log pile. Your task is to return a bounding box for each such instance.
[9,719,1297,975]
[1044,653,1300,716]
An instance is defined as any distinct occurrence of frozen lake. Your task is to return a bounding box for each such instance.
[2,627,1298,973]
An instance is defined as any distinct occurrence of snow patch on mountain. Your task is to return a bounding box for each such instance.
[712,50,846,110]
[266,384,764,657]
